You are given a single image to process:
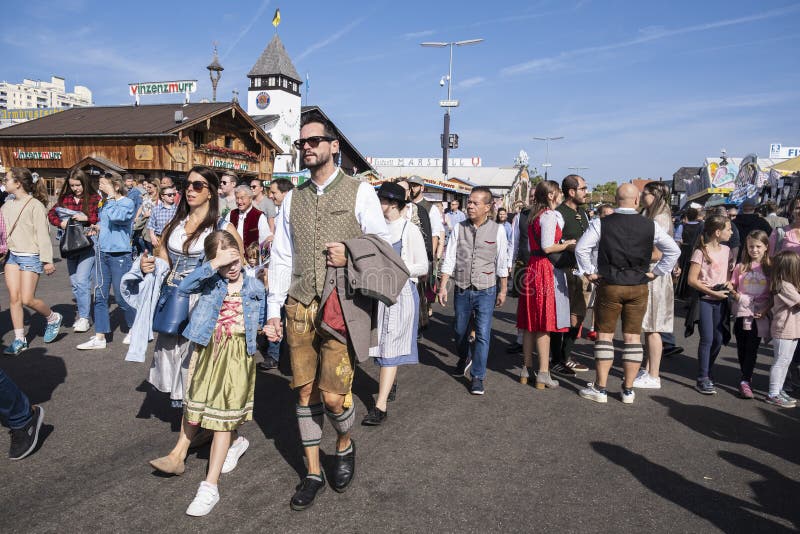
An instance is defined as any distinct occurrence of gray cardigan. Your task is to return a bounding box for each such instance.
[319,234,410,362]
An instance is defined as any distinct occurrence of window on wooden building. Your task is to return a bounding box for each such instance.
[224,136,234,149]
[193,130,204,149]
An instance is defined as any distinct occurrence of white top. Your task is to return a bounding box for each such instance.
[167,218,214,257]
[575,208,681,277]
[441,220,510,278]
[225,206,272,246]
[267,168,391,319]
[387,217,428,282]
[539,209,565,249]
[427,203,445,238]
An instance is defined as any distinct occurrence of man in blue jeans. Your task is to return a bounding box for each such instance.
[1,369,45,460]
[438,186,509,395]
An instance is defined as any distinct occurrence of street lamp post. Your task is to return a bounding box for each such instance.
[533,136,564,180]
[421,38,483,179]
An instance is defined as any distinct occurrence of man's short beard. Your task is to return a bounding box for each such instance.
[410,188,422,200]
[306,151,331,170]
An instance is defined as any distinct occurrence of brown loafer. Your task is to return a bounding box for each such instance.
[149,455,185,475]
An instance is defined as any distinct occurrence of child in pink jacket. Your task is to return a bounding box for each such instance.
[768,251,800,408]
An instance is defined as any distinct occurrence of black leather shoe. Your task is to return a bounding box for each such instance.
[387,383,397,402]
[332,440,356,492]
[361,407,387,426]
[452,359,467,377]
[290,473,326,511]
[257,358,278,373]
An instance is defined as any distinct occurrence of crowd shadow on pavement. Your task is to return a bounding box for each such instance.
[252,372,306,479]
[591,442,797,532]
[135,380,182,432]
[0,347,67,406]
[651,396,800,466]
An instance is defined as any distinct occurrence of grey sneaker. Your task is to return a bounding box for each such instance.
[695,379,717,395]
[765,394,797,408]
[579,383,608,403]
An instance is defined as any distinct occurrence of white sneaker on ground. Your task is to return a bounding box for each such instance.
[185,482,220,517]
[633,373,661,389]
[72,318,91,333]
[621,388,636,404]
[579,383,608,403]
[123,333,132,345]
[221,436,249,474]
[77,337,106,350]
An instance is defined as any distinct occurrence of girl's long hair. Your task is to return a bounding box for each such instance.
[739,229,771,275]
[160,166,220,256]
[529,180,560,224]
[57,168,98,216]
[695,214,729,264]
[9,167,49,206]
[642,182,672,234]
[770,250,800,295]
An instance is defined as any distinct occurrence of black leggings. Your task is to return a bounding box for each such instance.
[733,317,760,382]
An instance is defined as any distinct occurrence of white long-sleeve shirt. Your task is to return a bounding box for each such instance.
[386,217,428,282]
[575,208,680,278]
[441,220,509,279]
[267,169,390,320]
[225,206,272,245]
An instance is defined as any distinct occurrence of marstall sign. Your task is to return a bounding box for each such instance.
[13,150,62,160]
[129,80,197,96]
[210,157,249,172]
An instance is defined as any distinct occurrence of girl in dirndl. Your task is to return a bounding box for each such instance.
[149,230,265,517]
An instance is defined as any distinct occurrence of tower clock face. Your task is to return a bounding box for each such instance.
[256,91,270,110]
[282,108,299,128]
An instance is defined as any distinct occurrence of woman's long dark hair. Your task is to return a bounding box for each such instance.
[529,180,561,224]
[57,168,98,216]
[160,166,220,255]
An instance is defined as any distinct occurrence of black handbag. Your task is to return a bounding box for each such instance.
[152,270,191,336]
[547,250,575,270]
[59,218,93,258]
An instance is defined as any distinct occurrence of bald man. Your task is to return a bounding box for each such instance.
[574,183,680,405]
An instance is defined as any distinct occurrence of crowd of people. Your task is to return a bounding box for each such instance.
[1,110,799,516]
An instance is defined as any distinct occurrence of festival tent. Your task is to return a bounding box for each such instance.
[770,155,800,174]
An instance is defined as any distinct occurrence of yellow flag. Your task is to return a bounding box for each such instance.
[272,8,281,28]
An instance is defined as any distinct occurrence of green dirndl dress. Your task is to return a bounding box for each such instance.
[184,293,255,431]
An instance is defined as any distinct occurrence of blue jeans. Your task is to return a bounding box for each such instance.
[266,307,285,361]
[660,332,676,348]
[94,251,135,334]
[67,248,95,320]
[453,286,497,379]
[0,369,32,430]
[697,299,724,381]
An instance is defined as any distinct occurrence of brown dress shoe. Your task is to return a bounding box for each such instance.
[149,455,185,475]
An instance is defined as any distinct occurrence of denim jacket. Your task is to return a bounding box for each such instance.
[178,262,266,355]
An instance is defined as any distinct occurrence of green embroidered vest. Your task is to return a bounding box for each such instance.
[289,170,363,304]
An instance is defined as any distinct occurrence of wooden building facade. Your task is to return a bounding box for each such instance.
[0,102,281,195]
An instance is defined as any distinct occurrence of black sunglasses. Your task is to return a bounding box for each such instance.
[188,181,210,192]
[293,136,335,149]
[161,192,176,197]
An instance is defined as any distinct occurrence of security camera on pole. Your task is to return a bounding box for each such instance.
[421,38,483,179]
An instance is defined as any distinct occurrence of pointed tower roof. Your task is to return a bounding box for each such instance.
[248,34,301,81]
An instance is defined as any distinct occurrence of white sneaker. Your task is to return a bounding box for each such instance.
[185,482,220,517]
[221,436,249,474]
[123,333,132,345]
[77,337,106,350]
[622,388,636,404]
[633,373,661,389]
[72,318,91,333]
[579,383,608,403]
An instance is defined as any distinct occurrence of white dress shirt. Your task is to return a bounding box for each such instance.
[267,168,390,319]
[225,206,272,245]
[441,219,510,279]
[575,208,681,278]
[427,203,445,238]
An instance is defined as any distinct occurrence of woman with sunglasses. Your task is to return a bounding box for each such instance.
[47,168,101,333]
[76,172,136,350]
[141,166,243,410]
[2,168,62,355]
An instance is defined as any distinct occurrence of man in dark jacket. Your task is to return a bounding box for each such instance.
[733,198,772,261]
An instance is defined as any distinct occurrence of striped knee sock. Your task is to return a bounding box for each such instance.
[622,343,644,363]
[325,404,355,437]
[594,340,614,361]
[296,403,324,448]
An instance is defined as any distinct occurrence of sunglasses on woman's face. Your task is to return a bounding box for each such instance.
[161,192,176,197]
[188,181,209,192]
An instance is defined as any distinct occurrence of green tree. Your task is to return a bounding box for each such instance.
[591,181,618,203]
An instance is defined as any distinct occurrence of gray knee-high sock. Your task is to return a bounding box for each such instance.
[325,404,355,439]
[297,403,324,448]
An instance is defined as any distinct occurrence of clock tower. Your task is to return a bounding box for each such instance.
[247,34,302,172]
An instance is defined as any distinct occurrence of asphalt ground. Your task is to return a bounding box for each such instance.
[1,258,798,533]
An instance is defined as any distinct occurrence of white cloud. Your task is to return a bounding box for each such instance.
[457,76,486,89]
[502,4,800,76]
[222,0,271,59]
[295,17,367,62]
[404,30,435,39]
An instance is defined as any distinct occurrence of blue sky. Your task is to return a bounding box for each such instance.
[3,0,800,186]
